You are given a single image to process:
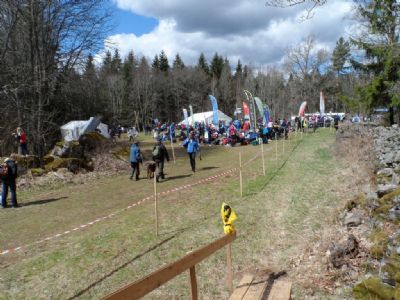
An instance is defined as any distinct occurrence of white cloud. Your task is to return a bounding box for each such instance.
[106,0,354,67]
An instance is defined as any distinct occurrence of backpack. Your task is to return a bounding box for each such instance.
[152,145,161,158]
[136,150,142,162]
[0,163,8,178]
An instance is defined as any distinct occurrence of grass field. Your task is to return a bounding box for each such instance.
[0,129,349,299]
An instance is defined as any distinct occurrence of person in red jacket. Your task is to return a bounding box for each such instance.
[13,127,28,156]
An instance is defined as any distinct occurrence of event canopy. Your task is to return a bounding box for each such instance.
[180,110,232,125]
[60,117,110,141]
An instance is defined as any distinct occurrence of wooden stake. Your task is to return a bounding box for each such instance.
[170,137,176,164]
[282,129,285,154]
[226,244,233,293]
[154,174,159,236]
[189,266,198,300]
[261,141,265,176]
[239,151,243,198]
[275,133,278,166]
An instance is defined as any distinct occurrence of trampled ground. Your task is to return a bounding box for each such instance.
[0,129,355,299]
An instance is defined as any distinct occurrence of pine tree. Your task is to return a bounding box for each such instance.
[351,0,400,123]
[152,54,160,70]
[235,60,243,78]
[111,49,122,73]
[332,37,350,75]
[210,53,224,79]
[84,54,96,79]
[173,53,185,70]
[159,50,170,72]
[197,53,209,75]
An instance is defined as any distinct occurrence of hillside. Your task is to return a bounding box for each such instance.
[0,128,380,299]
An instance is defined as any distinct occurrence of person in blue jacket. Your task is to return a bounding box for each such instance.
[129,141,142,180]
[183,132,199,172]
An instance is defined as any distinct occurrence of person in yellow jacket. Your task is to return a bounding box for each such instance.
[302,117,308,133]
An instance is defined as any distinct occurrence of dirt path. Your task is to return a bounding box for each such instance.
[0,129,358,299]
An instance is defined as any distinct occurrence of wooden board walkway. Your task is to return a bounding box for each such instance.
[229,273,291,300]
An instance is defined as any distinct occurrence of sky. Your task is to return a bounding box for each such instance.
[104,0,355,68]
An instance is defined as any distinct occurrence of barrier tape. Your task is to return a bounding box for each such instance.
[0,167,239,256]
[0,145,278,257]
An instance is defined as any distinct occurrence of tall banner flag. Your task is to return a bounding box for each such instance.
[208,95,219,125]
[248,98,256,128]
[254,97,265,123]
[242,102,250,120]
[264,104,270,124]
[320,91,325,117]
[183,108,189,127]
[189,105,195,126]
[298,101,307,117]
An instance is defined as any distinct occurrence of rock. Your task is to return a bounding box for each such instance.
[344,212,363,227]
[377,168,395,185]
[378,184,399,197]
[389,205,400,222]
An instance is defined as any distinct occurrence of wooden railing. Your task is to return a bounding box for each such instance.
[102,232,236,300]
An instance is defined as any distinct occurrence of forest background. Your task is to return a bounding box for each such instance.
[0,0,399,157]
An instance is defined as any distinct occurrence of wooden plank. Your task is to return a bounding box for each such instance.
[228,274,254,300]
[267,280,292,300]
[189,266,198,300]
[242,273,270,300]
[102,232,236,300]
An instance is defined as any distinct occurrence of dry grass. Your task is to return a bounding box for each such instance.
[0,128,370,299]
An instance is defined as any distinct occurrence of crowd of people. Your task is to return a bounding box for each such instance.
[128,115,341,183]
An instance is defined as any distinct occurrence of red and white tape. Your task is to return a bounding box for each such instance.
[0,167,239,256]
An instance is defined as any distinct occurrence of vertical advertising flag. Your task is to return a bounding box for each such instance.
[254,97,265,123]
[183,108,189,128]
[298,101,307,117]
[264,104,270,124]
[189,105,195,126]
[208,95,219,125]
[320,91,325,117]
[242,102,250,120]
[248,98,256,128]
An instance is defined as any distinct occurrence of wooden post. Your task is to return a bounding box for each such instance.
[261,141,265,176]
[275,133,278,166]
[154,174,159,236]
[239,151,243,198]
[170,138,176,164]
[282,129,285,155]
[226,244,233,293]
[189,266,198,300]
[288,128,291,147]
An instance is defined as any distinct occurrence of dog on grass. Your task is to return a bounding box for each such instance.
[144,161,156,179]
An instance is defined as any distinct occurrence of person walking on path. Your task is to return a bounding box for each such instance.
[152,139,170,182]
[183,132,199,172]
[1,154,18,208]
[129,141,142,180]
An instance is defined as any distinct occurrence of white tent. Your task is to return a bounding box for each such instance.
[180,110,232,125]
[60,117,110,141]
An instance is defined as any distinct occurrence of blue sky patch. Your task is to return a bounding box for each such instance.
[111,6,158,36]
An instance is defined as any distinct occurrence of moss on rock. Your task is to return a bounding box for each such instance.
[369,229,389,259]
[379,188,400,205]
[353,277,397,299]
[45,158,82,173]
[30,168,45,177]
[346,193,367,211]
